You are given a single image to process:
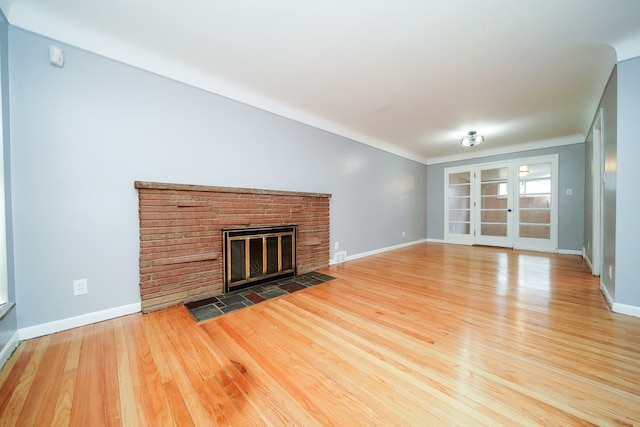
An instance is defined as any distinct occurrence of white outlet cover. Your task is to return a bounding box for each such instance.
[73,279,88,296]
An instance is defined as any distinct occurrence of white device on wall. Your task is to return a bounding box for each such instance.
[49,45,64,67]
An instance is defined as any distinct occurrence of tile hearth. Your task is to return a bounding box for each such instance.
[184,272,335,322]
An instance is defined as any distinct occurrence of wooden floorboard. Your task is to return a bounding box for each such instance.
[1,243,640,426]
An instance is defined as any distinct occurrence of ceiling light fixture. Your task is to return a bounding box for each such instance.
[461,131,484,147]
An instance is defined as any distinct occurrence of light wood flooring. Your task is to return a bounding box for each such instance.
[1,243,640,426]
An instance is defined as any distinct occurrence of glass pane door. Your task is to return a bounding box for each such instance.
[475,164,513,247]
[445,156,558,251]
[515,155,558,251]
[445,168,473,244]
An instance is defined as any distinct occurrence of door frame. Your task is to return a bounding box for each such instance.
[590,108,604,275]
[513,154,559,252]
[444,166,474,245]
[444,154,559,252]
[474,162,514,248]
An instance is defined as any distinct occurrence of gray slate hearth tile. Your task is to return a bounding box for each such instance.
[259,287,288,299]
[190,304,223,321]
[220,302,249,313]
[185,272,336,322]
[243,284,269,293]
[218,294,247,306]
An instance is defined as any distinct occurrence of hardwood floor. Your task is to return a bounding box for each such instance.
[1,243,639,426]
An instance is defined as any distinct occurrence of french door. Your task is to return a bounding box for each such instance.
[445,155,558,252]
[475,163,513,247]
[513,156,558,251]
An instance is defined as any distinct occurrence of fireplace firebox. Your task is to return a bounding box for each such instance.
[223,225,297,293]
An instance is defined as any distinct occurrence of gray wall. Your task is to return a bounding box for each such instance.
[426,143,586,251]
[8,27,428,329]
[0,10,17,356]
[615,57,640,307]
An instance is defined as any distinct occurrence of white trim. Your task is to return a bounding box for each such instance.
[582,247,595,273]
[426,238,445,244]
[601,282,640,317]
[557,249,582,256]
[600,282,614,309]
[445,154,559,252]
[427,135,584,165]
[330,239,429,264]
[6,19,430,166]
[591,108,603,276]
[512,243,558,254]
[19,302,141,340]
[513,154,559,253]
[0,14,591,168]
[0,330,20,371]
[444,165,474,245]
[474,162,514,248]
[614,41,640,62]
[612,302,640,318]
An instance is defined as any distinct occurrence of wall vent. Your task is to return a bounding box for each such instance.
[335,251,347,263]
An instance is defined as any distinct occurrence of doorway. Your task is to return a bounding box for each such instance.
[590,109,603,275]
[445,154,558,252]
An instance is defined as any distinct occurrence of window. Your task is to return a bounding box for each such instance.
[520,179,551,195]
[498,182,508,197]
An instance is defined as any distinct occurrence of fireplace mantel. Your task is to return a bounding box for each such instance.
[134,181,331,312]
[134,181,330,199]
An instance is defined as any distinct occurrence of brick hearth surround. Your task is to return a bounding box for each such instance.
[134,181,331,313]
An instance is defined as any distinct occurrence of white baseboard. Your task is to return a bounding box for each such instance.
[0,330,20,371]
[599,282,640,318]
[19,302,141,341]
[611,302,640,318]
[330,240,583,264]
[426,238,446,244]
[582,247,595,272]
[600,282,614,309]
[330,239,429,265]
[557,249,582,256]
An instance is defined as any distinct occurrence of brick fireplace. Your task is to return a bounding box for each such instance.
[134,181,331,313]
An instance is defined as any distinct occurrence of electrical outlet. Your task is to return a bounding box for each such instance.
[73,279,88,296]
[608,265,613,280]
[402,231,406,238]
[335,242,339,250]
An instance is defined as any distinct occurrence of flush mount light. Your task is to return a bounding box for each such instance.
[461,131,484,147]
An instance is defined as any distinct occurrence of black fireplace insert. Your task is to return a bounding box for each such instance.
[223,225,297,292]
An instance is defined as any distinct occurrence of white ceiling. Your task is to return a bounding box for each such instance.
[2,0,640,164]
